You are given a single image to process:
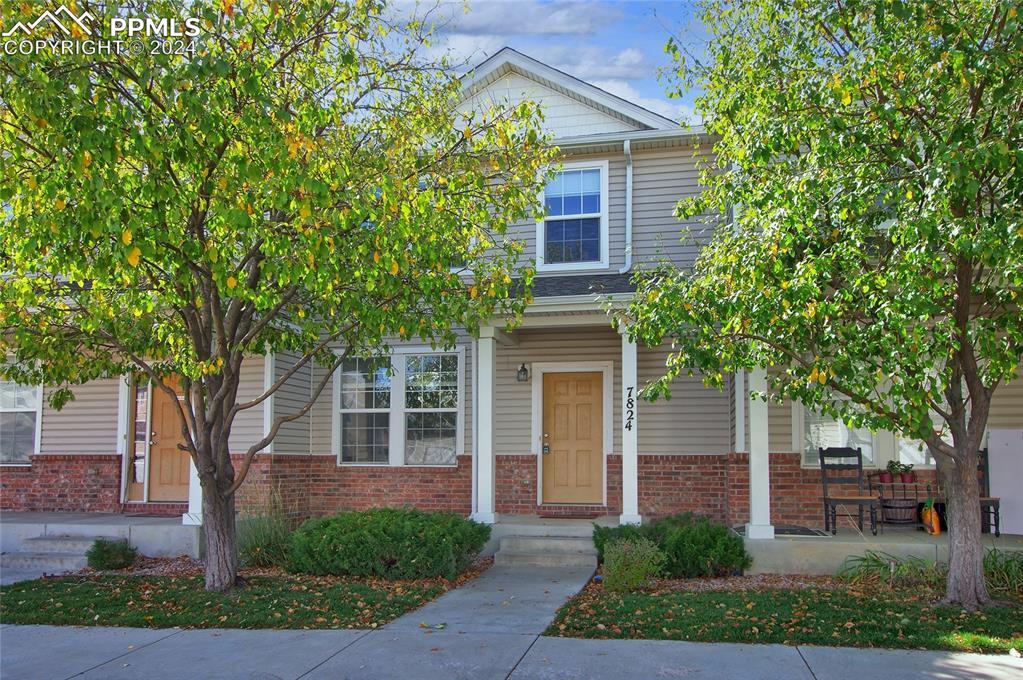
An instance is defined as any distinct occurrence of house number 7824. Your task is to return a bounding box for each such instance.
[625,386,635,431]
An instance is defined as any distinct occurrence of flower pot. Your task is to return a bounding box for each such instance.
[900,472,916,483]
[878,471,894,483]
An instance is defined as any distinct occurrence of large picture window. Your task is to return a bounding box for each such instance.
[336,349,463,466]
[0,379,41,464]
[537,161,608,271]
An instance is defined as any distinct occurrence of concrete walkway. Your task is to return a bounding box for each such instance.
[2,565,1022,679]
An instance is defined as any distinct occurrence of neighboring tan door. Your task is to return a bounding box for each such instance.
[542,371,603,504]
[147,378,190,502]
[124,381,150,502]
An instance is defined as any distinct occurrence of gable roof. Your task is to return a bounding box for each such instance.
[459,47,678,132]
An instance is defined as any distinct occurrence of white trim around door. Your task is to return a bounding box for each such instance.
[530,360,613,507]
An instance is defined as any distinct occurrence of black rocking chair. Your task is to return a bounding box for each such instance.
[819,446,880,535]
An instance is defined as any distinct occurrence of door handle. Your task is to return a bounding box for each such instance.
[542,444,550,455]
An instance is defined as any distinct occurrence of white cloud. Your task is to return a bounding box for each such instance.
[590,79,699,124]
[434,0,623,36]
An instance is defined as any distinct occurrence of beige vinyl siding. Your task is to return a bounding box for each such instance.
[40,378,121,454]
[768,398,795,452]
[38,355,266,456]
[499,146,720,280]
[637,345,730,454]
[270,352,312,455]
[988,370,1023,431]
[631,147,718,272]
[457,72,640,139]
[309,338,475,457]
[494,327,620,455]
[227,356,266,453]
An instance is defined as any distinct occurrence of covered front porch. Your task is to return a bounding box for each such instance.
[468,298,775,536]
[745,523,1023,576]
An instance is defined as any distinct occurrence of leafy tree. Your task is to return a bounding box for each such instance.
[627,0,1022,609]
[0,0,553,591]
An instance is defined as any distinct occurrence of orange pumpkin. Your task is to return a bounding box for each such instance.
[922,501,941,536]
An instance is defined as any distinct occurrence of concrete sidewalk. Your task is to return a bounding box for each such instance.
[2,624,1020,679]
[2,565,1021,679]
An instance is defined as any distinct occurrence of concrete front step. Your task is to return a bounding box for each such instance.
[494,534,598,568]
[495,550,597,568]
[23,535,117,554]
[1,551,88,572]
[499,535,596,554]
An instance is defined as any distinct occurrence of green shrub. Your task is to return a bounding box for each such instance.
[982,549,1023,593]
[288,508,490,580]
[602,536,665,592]
[593,513,751,578]
[592,523,645,561]
[839,549,1023,593]
[839,550,945,589]
[237,490,291,568]
[86,538,137,570]
[660,515,751,578]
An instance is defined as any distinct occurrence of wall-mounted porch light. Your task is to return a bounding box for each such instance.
[516,363,530,383]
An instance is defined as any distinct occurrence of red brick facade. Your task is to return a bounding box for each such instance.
[3,449,938,530]
[234,454,473,519]
[1,454,122,513]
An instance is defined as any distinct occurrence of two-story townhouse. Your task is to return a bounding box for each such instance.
[3,49,1021,547]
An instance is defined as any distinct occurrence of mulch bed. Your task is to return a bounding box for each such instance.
[646,573,842,593]
[78,554,495,585]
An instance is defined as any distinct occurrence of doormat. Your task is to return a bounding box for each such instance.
[733,524,830,537]
[537,513,604,519]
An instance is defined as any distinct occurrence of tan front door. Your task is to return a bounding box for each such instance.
[542,372,603,504]
[147,378,190,502]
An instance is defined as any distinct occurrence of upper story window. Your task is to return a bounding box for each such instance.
[0,379,41,465]
[537,160,609,272]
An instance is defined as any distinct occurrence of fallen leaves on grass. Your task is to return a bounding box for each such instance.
[548,579,1023,654]
[1,556,494,630]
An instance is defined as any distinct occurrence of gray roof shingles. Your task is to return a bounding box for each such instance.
[525,273,636,298]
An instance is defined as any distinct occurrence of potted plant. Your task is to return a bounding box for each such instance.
[879,460,899,484]
[899,462,916,483]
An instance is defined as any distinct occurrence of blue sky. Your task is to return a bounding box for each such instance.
[401,1,706,124]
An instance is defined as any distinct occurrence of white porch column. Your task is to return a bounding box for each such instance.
[619,327,641,525]
[182,458,202,526]
[472,327,497,524]
[746,367,774,539]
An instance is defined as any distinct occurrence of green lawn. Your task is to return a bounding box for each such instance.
[0,573,445,629]
[549,585,1023,654]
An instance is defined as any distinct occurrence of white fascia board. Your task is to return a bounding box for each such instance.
[555,127,711,150]
[523,293,634,315]
[460,48,679,132]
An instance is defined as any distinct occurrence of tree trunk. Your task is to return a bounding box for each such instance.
[937,445,991,610]
[202,486,238,592]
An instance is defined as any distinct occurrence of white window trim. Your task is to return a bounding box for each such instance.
[530,361,614,507]
[792,402,884,469]
[536,159,610,272]
[793,402,942,470]
[333,346,465,467]
[0,381,43,466]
